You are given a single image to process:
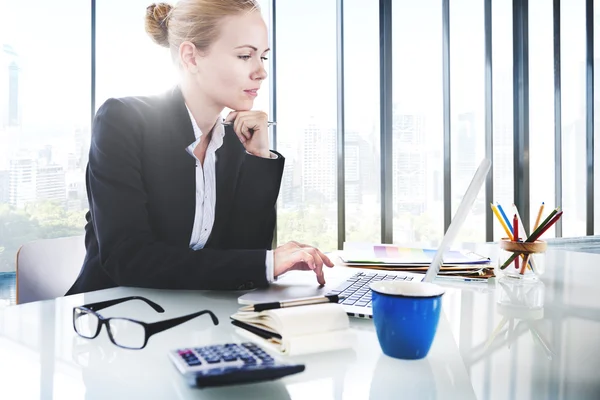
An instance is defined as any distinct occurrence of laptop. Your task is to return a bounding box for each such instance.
[238,158,492,318]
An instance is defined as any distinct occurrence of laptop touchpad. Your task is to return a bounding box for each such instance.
[237,272,333,305]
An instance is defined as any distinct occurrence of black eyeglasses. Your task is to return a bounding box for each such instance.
[72,296,219,350]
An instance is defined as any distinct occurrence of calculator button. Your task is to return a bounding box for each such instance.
[187,359,202,366]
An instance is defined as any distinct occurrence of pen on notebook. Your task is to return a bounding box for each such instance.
[435,275,488,283]
[239,294,342,312]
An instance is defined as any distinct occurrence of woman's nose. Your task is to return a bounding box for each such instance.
[252,63,267,81]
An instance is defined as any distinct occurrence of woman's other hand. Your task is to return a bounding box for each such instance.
[273,241,335,285]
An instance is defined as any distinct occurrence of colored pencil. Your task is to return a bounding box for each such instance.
[513,203,535,272]
[513,214,519,269]
[496,203,514,233]
[533,202,545,231]
[500,207,562,269]
[491,203,514,241]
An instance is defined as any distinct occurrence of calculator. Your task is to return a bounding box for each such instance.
[168,342,305,388]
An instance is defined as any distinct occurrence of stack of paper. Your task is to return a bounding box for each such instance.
[339,243,493,277]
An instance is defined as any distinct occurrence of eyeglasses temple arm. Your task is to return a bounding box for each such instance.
[80,296,165,313]
[145,310,219,337]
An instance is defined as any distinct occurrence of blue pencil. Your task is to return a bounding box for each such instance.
[496,203,514,234]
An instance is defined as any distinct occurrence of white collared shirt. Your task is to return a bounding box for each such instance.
[185,106,274,282]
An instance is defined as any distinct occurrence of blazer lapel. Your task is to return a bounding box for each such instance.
[165,86,197,242]
[207,126,245,247]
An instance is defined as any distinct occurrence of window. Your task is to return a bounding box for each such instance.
[493,0,515,239]
[344,0,381,244]
[96,1,271,115]
[392,0,444,246]
[450,0,485,243]
[594,2,600,234]
[275,0,338,251]
[560,0,587,236]
[529,0,556,237]
[0,0,90,274]
[96,0,177,106]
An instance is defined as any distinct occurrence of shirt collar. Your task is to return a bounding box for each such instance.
[184,104,225,143]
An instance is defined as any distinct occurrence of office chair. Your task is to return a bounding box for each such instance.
[16,235,85,304]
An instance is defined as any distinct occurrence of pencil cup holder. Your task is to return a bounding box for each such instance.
[495,239,547,280]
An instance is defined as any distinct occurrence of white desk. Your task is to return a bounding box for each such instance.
[1,246,599,399]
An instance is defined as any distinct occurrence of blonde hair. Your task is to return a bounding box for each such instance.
[145,0,260,60]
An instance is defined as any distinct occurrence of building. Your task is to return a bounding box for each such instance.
[66,171,87,211]
[455,112,479,195]
[392,113,428,216]
[36,164,66,206]
[0,170,9,204]
[301,121,337,204]
[8,157,36,209]
[345,130,377,206]
[345,137,361,205]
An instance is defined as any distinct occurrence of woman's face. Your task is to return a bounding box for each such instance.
[194,11,269,111]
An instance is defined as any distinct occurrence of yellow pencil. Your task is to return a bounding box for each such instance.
[533,202,545,231]
[491,203,514,241]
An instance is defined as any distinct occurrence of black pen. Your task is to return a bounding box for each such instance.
[239,294,342,312]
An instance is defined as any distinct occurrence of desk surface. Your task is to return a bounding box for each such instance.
[0,245,599,399]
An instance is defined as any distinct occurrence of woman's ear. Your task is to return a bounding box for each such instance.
[179,41,199,73]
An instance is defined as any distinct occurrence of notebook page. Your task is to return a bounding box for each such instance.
[232,303,349,337]
[268,303,349,337]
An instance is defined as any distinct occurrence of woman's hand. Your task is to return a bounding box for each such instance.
[273,241,335,285]
[224,110,271,158]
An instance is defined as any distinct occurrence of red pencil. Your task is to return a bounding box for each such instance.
[513,214,519,269]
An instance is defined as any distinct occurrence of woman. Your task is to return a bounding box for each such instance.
[67,0,333,295]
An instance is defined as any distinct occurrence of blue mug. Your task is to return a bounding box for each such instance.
[370,281,445,360]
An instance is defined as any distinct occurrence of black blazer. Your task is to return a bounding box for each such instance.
[66,86,284,295]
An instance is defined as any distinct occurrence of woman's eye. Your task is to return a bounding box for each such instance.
[261,57,269,61]
[237,55,251,61]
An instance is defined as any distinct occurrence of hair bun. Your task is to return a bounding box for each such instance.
[145,2,173,48]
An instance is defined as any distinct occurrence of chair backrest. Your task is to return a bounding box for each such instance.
[16,235,86,304]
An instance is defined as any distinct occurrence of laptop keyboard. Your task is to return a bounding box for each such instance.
[327,272,414,308]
